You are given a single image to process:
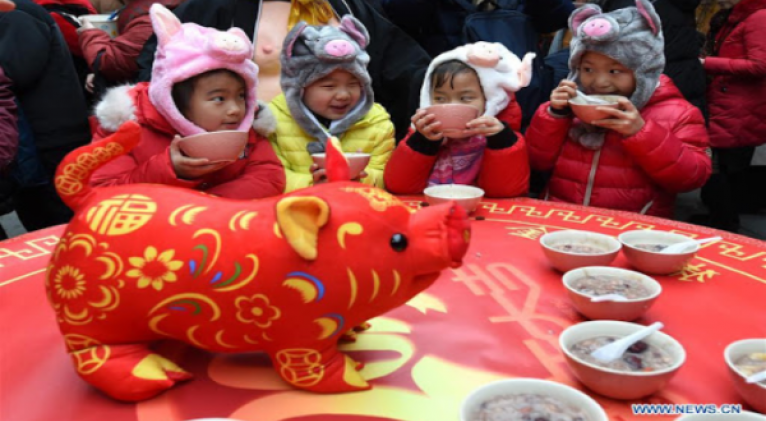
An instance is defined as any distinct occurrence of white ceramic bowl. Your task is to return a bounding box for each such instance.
[311,152,370,180]
[560,320,686,400]
[540,230,622,272]
[725,338,766,414]
[563,266,662,321]
[619,230,699,275]
[460,378,608,421]
[676,412,766,420]
[423,184,484,213]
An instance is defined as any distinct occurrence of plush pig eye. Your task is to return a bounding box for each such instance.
[390,233,408,252]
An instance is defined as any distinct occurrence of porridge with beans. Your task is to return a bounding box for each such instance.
[734,353,766,384]
[470,393,590,421]
[552,243,607,254]
[570,337,673,372]
[634,243,667,252]
[571,275,651,299]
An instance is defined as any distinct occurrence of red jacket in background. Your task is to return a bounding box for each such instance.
[526,75,711,218]
[79,14,152,80]
[34,0,96,57]
[91,83,286,199]
[384,100,529,198]
[704,0,766,149]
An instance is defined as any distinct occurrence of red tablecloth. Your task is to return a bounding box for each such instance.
[1,197,765,421]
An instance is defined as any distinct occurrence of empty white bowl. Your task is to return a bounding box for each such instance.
[423,184,484,213]
[460,378,608,421]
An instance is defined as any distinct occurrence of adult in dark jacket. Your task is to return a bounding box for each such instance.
[0,67,17,240]
[136,0,431,141]
[0,0,91,233]
[592,0,707,119]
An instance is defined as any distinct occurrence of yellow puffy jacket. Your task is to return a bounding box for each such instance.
[268,94,395,192]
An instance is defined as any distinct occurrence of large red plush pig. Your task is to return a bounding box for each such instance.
[46,122,471,401]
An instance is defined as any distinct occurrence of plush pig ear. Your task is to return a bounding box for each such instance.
[339,15,369,49]
[636,0,661,35]
[518,53,536,88]
[283,21,309,59]
[150,3,182,47]
[569,4,601,34]
[276,196,330,261]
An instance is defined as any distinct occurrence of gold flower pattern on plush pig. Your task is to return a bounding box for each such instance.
[236,294,282,328]
[54,265,87,300]
[127,247,184,291]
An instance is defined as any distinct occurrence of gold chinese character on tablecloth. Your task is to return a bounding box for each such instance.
[675,263,720,283]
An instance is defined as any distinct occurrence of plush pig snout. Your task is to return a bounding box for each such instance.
[324,40,355,57]
[408,202,471,275]
[582,18,612,37]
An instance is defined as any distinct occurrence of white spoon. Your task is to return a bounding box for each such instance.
[590,294,629,302]
[746,369,766,384]
[590,322,664,363]
[660,236,722,254]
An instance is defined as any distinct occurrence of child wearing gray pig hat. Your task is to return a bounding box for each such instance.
[525,0,711,218]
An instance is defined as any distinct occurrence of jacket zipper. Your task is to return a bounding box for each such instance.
[583,149,601,207]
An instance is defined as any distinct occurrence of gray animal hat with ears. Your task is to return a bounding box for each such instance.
[568,0,665,110]
[280,16,373,154]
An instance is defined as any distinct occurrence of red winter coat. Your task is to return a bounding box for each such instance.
[34,0,96,57]
[79,14,152,80]
[384,101,529,198]
[704,0,766,148]
[90,83,286,199]
[526,75,711,218]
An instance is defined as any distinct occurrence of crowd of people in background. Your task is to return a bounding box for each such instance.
[0,0,764,240]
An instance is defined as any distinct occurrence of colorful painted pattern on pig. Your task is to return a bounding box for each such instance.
[46,122,470,401]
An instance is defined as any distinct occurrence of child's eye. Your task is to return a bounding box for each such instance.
[212,96,224,102]
[582,67,592,73]
[434,97,447,103]
[610,69,622,74]
[461,96,475,102]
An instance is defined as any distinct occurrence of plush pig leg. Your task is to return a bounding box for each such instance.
[69,344,192,401]
[271,346,370,393]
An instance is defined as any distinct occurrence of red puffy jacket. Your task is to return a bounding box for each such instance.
[705,0,766,148]
[90,83,286,200]
[384,100,529,198]
[526,75,711,218]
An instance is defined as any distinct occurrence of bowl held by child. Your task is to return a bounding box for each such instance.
[568,94,622,124]
[311,152,371,180]
[424,104,480,137]
[178,130,248,162]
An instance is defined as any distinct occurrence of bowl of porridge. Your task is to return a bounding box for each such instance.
[540,230,621,272]
[424,184,485,213]
[563,266,662,321]
[618,230,699,275]
[676,412,766,421]
[460,378,608,421]
[725,338,766,414]
[560,320,686,399]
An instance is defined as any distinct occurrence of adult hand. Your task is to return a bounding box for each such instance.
[170,136,231,180]
[465,116,504,137]
[310,163,327,185]
[0,0,14,12]
[411,108,443,141]
[550,79,578,111]
[591,97,645,137]
[85,74,95,93]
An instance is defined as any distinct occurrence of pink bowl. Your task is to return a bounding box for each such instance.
[618,230,698,275]
[540,230,621,272]
[568,95,621,124]
[424,104,480,136]
[178,130,248,162]
[311,152,371,180]
[725,339,766,414]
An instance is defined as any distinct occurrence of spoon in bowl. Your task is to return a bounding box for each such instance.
[660,236,722,254]
[590,322,664,363]
[590,294,629,303]
[746,369,766,384]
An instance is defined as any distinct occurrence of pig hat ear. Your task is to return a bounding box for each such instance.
[276,197,330,261]
[569,4,601,34]
[150,3,182,47]
[339,15,369,49]
[518,52,536,88]
[636,0,661,35]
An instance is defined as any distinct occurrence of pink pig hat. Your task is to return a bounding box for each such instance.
[419,42,535,117]
[148,3,259,137]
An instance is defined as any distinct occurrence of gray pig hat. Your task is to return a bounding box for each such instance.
[280,15,373,154]
[568,0,665,110]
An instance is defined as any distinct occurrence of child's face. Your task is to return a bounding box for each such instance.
[185,71,247,132]
[431,70,486,115]
[303,70,362,121]
[578,52,636,98]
